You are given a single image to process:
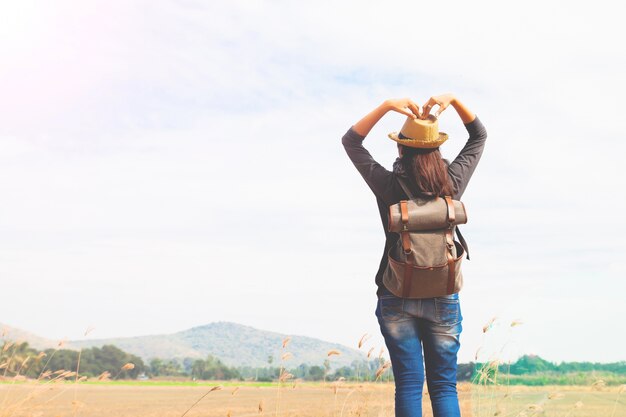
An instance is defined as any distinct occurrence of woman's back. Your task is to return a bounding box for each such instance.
[341,113,487,297]
[342,95,487,417]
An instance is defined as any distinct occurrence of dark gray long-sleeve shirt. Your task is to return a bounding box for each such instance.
[341,116,488,296]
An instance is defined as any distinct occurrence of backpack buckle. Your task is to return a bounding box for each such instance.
[445,228,455,252]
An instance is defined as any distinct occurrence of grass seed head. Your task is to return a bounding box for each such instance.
[121,363,135,371]
[474,347,482,360]
[97,371,111,381]
[279,370,294,382]
[282,336,291,348]
[483,317,497,333]
[20,356,30,367]
[375,361,391,380]
[358,333,370,349]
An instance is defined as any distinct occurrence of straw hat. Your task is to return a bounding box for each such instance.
[388,114,448,149]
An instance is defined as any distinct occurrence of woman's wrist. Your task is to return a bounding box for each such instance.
[450,97,476,124]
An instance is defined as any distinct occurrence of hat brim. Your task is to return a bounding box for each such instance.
[388,131,448,148]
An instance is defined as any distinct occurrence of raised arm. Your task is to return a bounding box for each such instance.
[422,93,488,199]
[449,115,487,199]
[342,99,421,200]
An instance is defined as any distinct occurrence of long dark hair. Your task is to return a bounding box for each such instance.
[399,145,455,198]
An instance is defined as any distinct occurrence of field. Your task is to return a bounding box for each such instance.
[1,381,624,417]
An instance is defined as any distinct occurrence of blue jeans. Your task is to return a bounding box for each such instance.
[375,285,463,417]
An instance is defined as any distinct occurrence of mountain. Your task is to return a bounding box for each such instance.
[0,323,58,350]
[1,321,367,369]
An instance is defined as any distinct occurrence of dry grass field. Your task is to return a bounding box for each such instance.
[1,381,624,417]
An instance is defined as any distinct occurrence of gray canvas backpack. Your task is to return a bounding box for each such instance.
[382,177,471,299]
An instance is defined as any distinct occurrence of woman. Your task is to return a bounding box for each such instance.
[341,94,487,417]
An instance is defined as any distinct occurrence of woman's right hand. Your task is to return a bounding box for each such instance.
[383,98,422,119]
[421,93,456,119]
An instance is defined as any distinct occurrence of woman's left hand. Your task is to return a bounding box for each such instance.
[384,98,422,119]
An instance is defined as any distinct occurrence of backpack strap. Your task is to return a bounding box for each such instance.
[397,177,471,261]
[397,177,417,297]
[400,200,414,298]
[397,176,416,200]
[444,196,457,295]
[455,227,470,261]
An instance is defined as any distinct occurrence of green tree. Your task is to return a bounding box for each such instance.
[308,365,324,381]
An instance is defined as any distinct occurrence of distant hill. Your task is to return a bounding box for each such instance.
[0,323,58,350]
[1,321,366,369]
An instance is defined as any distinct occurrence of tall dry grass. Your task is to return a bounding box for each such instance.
[0,326,136,417]
[2,322,625,417]
[469,316,626,417]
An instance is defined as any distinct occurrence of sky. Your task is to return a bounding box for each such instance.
[0,0,624,364]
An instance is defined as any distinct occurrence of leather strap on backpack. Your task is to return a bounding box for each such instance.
[445,229,456,295]
[400,200,413,298]
[444,196,456,295]
[403,255,413,298]
[444,196,456,223]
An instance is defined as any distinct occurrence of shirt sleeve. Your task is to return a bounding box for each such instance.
[447,115,488,199]
[341,126,395,202]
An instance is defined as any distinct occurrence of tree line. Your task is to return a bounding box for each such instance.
[2,341,624,385]
[472,354,626,386]
[0,341,145,379]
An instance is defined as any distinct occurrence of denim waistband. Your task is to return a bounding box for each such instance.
[379,285,459,300]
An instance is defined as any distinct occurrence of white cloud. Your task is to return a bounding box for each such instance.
[0,0,624,363]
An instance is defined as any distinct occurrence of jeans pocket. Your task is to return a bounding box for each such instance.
[380,296,405,322]
[434,297,461,325]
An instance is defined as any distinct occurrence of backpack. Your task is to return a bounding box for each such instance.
[382,177,471,299]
